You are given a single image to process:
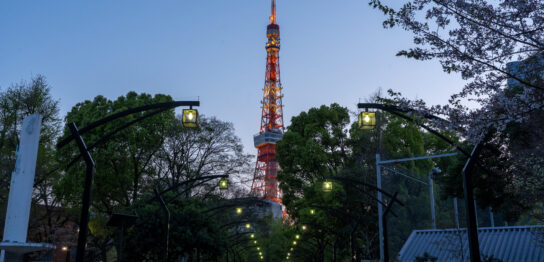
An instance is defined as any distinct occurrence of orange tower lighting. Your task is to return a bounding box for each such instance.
[250,0,284,204]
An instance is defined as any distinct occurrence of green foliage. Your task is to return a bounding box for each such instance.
[276,102,475,260]
[276,104,380,261]
[123,196,227,261]
[53,91,252,260]
[277,103,351,212]
[55,92,174,213]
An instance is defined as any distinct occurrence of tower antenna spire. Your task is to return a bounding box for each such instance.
[270,0,276,24]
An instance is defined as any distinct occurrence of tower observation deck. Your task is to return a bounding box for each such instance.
[250,0,284,204]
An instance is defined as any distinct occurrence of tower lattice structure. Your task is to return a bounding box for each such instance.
[250,0,284,204]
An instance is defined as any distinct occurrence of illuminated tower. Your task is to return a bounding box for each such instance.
[250,0,284,204]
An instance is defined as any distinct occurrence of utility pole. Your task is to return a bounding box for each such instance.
[376,154,384,261]
[429,171,436,229]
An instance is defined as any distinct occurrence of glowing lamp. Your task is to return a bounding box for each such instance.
[301,225,307,231]
[295,234,300,239]
[245,223,251,229]
[293,241,297,245]
[236,207,242,215]
[219,179,229,190]
[182,109,199,128]
[254,240,258,244]
[323,181,333,192]
[250,233,255,238]
[358,112,376,130]
[310,209,315,215]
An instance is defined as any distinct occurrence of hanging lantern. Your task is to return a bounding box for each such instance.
[358,112,376,130]
[182,109,199,128]
[219,179,229,190]
[323,181,333,192]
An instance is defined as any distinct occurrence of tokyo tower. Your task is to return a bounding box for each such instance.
[250,0,284,204]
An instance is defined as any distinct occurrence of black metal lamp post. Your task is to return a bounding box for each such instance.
[106,213,138,262]
[357,102,485,262]
[57,101,200,262]
[320,175,404,262]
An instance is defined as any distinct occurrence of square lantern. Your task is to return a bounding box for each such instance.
[182,109,199,128]
[323,181,333,192]
[358,112,376,130]
[219,179,229,190]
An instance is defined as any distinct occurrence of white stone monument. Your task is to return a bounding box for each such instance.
[0,114,55,262]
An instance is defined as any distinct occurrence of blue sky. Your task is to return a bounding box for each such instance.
[0,0,465,155]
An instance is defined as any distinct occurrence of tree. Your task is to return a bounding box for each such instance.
[54,92,253,261]
[277,104,381,261]
[368,0,543,133]
[276,104,352,212]
[153,115,253,198]
[368,0,544,223]
[123,195,229,262]
[55,92,175,213]
[277,102,480,259]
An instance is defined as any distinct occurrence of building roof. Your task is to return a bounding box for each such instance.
[398,225,544,262]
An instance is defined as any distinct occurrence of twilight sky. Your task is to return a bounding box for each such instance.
[0,0,466,156]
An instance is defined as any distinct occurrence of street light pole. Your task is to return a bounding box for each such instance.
[382,192,399,262]
[359,103,487,262]
[154,188,170,262]
[325,176,403,262]
[57,100,199,262]
[68,123,95,262]
[462,142,485,262]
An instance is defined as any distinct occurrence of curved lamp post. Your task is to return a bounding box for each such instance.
[57,100,199,262]
[318,174,404,262]
[150,174,230,262]
[358,102,488,262]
